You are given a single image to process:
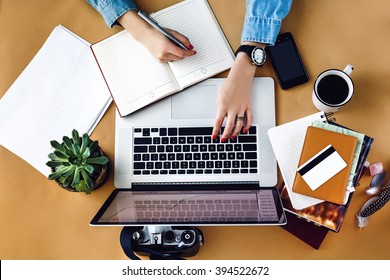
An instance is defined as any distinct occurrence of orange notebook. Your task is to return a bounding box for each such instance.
[292,126,357,204]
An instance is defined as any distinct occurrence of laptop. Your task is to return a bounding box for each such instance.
[90,78,287,226]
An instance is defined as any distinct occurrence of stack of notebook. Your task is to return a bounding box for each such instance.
[292,124,359,205]
[268,112,373,248]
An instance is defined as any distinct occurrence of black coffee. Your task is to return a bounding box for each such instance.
[317,74,349,105]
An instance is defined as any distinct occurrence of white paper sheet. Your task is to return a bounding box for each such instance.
[0,25,112,177]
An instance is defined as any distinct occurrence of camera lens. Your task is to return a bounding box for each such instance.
[164,230,175,243]
[181,230,195,244]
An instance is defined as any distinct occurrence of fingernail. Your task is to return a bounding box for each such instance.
[221,137,226,143]
[212,134,217,140]
[243,129,248,134]
[189,44,194,50]
[230,136,235,141]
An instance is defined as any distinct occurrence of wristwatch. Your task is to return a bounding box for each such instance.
[235,45,266,67]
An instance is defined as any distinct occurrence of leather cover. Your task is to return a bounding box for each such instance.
[292,126,357,204]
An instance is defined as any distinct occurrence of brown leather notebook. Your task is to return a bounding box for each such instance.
[292,126,357,204]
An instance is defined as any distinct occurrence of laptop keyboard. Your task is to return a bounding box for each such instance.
[132,126,258,175]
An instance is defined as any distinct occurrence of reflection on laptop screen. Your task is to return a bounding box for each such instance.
[91,189,286,226]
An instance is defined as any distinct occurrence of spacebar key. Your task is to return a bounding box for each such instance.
[179,127,213,136]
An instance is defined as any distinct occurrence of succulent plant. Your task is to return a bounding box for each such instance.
[46,129,109,194]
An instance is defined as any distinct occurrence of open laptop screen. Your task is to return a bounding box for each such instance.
[90,188,287,226]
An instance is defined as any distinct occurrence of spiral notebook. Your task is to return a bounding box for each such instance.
[267,112,331,210]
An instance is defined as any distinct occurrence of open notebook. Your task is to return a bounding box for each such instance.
[91,0,234,117]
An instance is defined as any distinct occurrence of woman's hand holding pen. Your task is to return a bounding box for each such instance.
[138,27,196,63]
[118,10,196,63]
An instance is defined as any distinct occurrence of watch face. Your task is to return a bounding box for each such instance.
[252,48,266,66]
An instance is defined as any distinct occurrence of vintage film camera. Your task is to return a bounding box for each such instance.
[120,226,204,260]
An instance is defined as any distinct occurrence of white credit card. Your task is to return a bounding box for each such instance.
[297,144,347,191]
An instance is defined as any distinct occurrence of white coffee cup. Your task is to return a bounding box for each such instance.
[312,65,354,112]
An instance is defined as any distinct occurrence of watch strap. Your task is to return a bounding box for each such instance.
[234,45,256,57]
[235,44,266,66]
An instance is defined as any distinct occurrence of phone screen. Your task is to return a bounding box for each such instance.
[267,32,308,89]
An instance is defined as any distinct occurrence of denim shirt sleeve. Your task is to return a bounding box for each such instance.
[241,0,293,45]
[86,0,138,28]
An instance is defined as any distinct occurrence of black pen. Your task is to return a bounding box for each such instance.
[137,10,190,51]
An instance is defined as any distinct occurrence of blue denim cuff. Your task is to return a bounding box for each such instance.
[241,16,282,46]
[87,0,138,28]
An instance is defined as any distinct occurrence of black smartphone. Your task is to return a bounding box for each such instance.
[267,32,309,90]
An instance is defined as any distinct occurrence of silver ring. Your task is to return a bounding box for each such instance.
[236,116,245,121]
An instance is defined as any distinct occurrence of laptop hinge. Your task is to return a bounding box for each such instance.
[131,181,260,191]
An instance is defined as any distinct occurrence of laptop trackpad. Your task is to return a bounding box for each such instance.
[171,85,217,119]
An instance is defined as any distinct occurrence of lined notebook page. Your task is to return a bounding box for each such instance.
[91,0,233,116]
[91,31,179,116]
[154,0,234,88]
[268,112,326,210]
